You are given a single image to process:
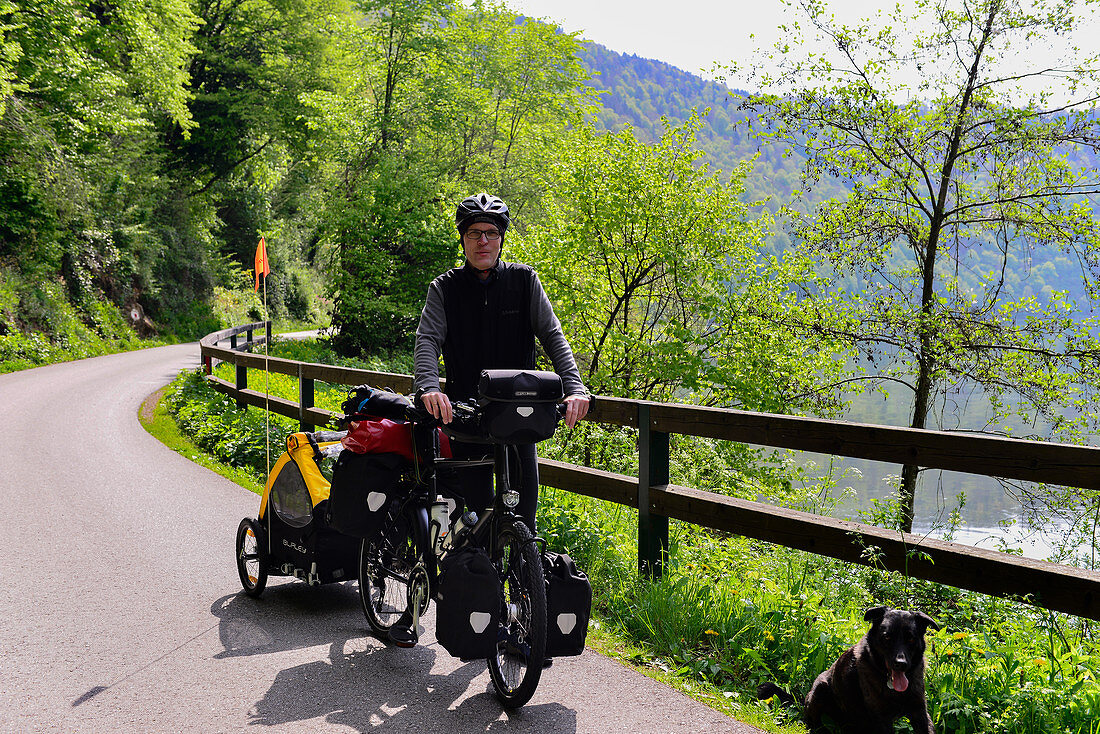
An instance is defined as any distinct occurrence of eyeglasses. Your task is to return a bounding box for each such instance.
[463,229,501,242]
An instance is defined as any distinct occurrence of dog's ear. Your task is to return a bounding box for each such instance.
[864,606,889,624]
[914,612,940,633]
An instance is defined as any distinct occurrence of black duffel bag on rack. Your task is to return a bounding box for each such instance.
[543,550,592,657]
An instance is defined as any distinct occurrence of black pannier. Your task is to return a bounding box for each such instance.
[543,551,592,657]
[435,545,501,659]
[326,451,406,539]
[477,369,563,443]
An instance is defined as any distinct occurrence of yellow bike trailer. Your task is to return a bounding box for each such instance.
[235,431,360,596]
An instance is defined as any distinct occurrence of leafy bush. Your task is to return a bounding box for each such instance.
[165,369,297,480]
[0,268,150,373]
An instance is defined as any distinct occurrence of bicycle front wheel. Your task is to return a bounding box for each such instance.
[487,519,547,709]
[358,506,427,636]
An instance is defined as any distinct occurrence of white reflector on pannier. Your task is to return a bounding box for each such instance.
[557,612,577,635]
[470,612,492,634]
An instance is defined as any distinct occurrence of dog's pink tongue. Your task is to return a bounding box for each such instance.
[891,670,909,693]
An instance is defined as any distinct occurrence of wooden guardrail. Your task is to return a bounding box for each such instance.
[200,323,1100,621]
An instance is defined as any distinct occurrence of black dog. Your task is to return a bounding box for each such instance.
[757,606,939,733]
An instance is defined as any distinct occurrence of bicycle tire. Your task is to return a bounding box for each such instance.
[487,519,546,709]
[358,505,430,636]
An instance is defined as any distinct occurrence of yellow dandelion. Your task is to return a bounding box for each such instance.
[764,631,775,641]
[704,629,719,636]
[952,632,968,641]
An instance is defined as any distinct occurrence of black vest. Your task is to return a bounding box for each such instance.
[437,262,536,400]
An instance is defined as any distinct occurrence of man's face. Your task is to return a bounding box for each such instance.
[462,225,502,271]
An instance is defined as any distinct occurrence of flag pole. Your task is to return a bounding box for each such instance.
[263,268,270,481]
[255,235,272,482]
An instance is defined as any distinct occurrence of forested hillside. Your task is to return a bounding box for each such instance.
[577,39,1098,307]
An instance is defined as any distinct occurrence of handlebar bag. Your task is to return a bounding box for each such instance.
[326,451,405,539]
[435,545,501,659]
[543,551,592,657]
[477,369,564,443]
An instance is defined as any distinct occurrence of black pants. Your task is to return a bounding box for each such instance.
[438,440,539,532]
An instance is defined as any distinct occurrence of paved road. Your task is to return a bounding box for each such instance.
[0,344,762,733]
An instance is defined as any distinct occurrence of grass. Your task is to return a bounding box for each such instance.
[139,386,264,495]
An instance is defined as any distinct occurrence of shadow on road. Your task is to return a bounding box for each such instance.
[252,643,577,732]
[212,581,363,659]
[211,583,578,732]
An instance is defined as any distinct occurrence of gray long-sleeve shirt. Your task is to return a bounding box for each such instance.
[414,261,587,398]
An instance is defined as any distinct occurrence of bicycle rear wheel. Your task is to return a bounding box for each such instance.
[487,519,546,708]
[358,506,428,636]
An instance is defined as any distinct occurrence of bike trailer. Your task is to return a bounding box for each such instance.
[543,551,592,657]
[241,431,361,591]
[477,369,563,443]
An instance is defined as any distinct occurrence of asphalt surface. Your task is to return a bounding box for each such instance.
[0,343,763,733]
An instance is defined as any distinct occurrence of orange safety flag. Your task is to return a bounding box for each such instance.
[254,236,270,291]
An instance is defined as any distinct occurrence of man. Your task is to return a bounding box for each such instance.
[414,192,590,521]
[381,193,588,650]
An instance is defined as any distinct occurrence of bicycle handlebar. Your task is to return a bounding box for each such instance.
[404,394,594,443]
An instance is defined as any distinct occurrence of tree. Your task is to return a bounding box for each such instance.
[736,0,1100,531]
[319,1,592,355]
[1,0,198,312]
[514,118,847,413]
[151,0,352,329]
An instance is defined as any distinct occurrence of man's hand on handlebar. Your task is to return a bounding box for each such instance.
[562,393,591,429]
[420,390,453,424]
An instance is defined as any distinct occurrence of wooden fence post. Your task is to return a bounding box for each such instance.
[235,358,247,410]
[638,404,670,577]
[299,363,315,433]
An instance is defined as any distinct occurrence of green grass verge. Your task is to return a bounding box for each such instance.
[139,386,264,495]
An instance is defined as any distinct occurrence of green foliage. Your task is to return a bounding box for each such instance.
[316,1,594,355]
[514,117,849,414]
[0,268,148,372]
[166,369,297,479]
[326,154,457,355]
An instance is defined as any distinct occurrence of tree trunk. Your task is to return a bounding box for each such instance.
[899,355,933,532]
[895,4,998,533]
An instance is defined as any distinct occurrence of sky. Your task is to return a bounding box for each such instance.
[505,0,885,87]
[505,0,1099,96]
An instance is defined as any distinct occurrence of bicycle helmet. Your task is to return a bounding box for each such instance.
[456,193,510,235]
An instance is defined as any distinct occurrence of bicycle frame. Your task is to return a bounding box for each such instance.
[380,415,520,632]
